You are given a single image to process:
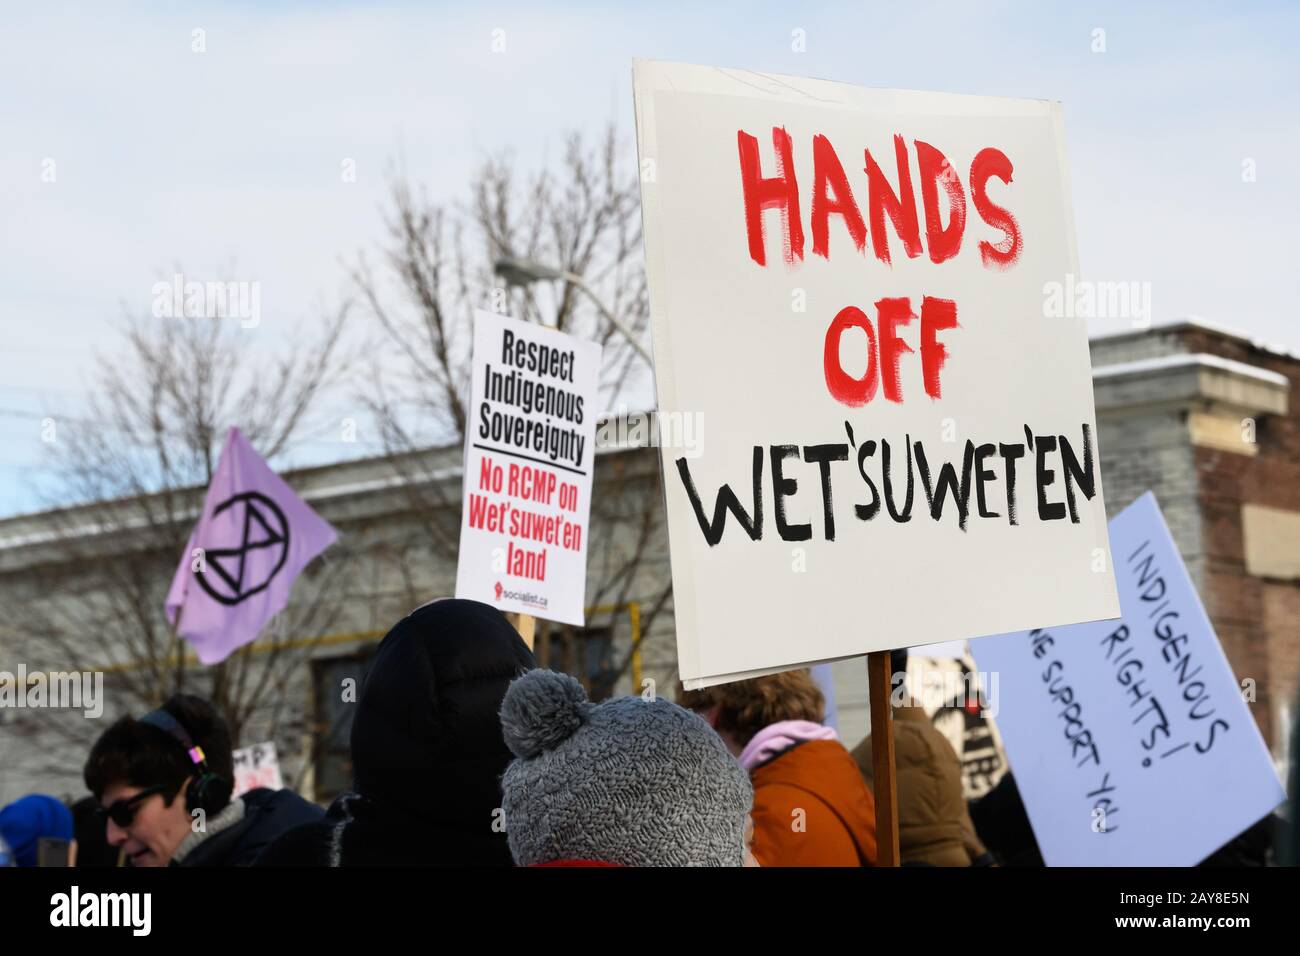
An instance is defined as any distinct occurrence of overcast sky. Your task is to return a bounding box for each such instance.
[2,1,1297,517]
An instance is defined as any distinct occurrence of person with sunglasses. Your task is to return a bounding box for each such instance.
[83,694,322,867]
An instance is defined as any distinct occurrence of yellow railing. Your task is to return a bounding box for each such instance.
[86,601,644,688]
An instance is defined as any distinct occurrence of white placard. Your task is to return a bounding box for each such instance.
[633,60,1120,687]
[231,742,283,797]
[454,310,601,625]
[971,492,1286,865]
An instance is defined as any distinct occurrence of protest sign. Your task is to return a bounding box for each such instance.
[904,653,1008,798]
[231,741,283,797]
[912,640,968,659]
[455,310,602,626]
[632,60,1119,687]
[971,492,1286,865]
[811,662,839,731]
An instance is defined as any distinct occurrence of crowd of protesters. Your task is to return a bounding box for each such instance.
[2,598,1294,867]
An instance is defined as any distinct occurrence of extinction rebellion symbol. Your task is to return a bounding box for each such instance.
[195,492,291,606]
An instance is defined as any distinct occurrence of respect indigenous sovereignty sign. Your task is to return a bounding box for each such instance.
[632,60,1120,688]
[972,493,1286,866]
[454,310,602,626]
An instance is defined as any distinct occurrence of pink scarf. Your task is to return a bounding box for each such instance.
[737,719,838,771]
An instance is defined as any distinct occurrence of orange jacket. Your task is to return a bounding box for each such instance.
[749,739,877,867]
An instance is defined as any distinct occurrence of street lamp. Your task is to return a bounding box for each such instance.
[494,256,653,366]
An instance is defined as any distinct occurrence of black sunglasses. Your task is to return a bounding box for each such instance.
[97,786,164,828]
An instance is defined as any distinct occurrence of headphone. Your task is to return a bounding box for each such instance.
[138,708,233,816]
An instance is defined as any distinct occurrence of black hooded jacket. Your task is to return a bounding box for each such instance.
[256,599,536,866]
[178,787,323,866]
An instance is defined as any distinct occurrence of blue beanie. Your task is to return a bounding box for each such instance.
[0,795,74,867]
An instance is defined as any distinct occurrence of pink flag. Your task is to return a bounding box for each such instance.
[165,427,337,665]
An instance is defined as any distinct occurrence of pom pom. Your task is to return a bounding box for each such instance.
[500,669,590,759]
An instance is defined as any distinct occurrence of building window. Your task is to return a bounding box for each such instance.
[311,651,375,805]
[536,624,619,701]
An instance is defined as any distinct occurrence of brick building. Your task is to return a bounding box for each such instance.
[1091,318,1298,756]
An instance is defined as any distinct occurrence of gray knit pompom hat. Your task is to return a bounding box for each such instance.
[499,670,753,867]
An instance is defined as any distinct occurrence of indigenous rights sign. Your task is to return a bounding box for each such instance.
[973,494,1285,865]
[632,61,1120,687]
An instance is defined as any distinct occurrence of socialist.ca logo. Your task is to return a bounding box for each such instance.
[195,492,291,606]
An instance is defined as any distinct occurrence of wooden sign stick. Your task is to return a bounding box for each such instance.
[867,649,900,867]
[512,613,536,651]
